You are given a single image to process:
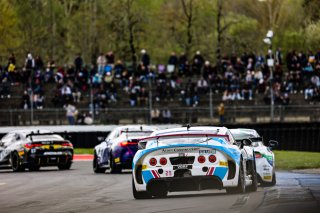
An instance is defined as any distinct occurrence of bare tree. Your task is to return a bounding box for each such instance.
[181,0,194,57]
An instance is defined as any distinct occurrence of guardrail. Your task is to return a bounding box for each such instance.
[0,105,319,126]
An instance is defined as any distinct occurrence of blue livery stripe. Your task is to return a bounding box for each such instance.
[214,167,228,180]
[142,170,154,184]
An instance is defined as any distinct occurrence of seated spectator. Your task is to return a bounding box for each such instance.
[21,90,31,109]
[138,87,148,106]
[197,77,208,94]
[151,108,160,123]
[129,89,137,107]
[162,108,172,123]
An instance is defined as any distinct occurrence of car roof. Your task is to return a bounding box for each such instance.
[230,129,260,137]
[8,129,53,136]
[114,125,158,132]
[151,126,229,136]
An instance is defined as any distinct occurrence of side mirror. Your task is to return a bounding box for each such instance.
[268,140,278,149]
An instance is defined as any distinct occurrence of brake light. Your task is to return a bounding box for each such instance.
[119,141,138,147]
[255,152,262,158]
[62,141,73,147]
[198,156,206,163]
[159,157,167,165]
[208,155,216,163]
[149,158,157,166]
[24,143,42,149]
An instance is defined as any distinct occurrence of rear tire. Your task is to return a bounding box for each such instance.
[93,152,106,173]
[132,178,151,199]
[58,162,72,170]
[226,159,245,194]
[110,154,122,174]
[247,159,258,192]
[11,152,25,172]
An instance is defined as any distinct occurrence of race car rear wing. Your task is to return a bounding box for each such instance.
[137,133,230,150]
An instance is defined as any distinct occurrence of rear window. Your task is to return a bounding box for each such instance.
[29,135,64,141]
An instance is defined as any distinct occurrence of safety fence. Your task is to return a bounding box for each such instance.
[0,105,319,126]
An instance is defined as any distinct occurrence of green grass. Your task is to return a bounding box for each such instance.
[73,149,320,170]
[74,148,94,155]
[274,151,320,170]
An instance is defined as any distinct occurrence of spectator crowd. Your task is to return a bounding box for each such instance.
[1,47,320,117]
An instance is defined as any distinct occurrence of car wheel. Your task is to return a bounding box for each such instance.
[226,159,245,194]
[58,161,72,170]
[93,152,106,173]
[29,164,40,171]
[11,152,25,172]
[110,154,122,174]
[246,159,258,192]
[132,178,151,199]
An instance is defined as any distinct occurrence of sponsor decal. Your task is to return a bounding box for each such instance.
[142,164,147,170]
[18,151,25,156]
[199,149,216,155]
[43,152,63,155]
[264,175,272,180]
[162,147,200,153]
[114,157,120,163]
[219,161,228,166]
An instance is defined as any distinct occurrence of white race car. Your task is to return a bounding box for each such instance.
[230,128,278,186]
[132,126,258,199]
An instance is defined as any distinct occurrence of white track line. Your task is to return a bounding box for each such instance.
[0,182,6,186]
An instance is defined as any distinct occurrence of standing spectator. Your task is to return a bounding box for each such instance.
[218,102,225,125]
[74,54,83,73]
[193,51,204,75]
[168,52,178,73]
[141,49,150,70]
[96,53,107,75]
[106,51,115,65]
[64,102,77,125]
[24,53,35,83]
[35,56,44,71]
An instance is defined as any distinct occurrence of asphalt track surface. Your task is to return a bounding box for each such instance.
[0,161,319,213]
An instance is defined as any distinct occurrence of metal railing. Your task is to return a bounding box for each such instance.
[0,105,319,126]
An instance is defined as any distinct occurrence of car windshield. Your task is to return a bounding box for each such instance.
[232,132,259,140]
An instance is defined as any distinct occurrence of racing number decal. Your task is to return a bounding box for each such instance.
[165,170,172,177]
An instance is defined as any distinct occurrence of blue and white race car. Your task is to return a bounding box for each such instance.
[93,125,157,173]
[230,128,278,186]
[132,126,258,199]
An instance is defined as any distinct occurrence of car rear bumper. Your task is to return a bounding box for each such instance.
[25,151,73,166]
[146,176,223,194]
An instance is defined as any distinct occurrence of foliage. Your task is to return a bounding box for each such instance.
[0,0,318,65]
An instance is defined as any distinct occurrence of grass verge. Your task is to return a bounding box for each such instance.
[274,150,320,170]
[74,148,94,155]
[73,149,320,170]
